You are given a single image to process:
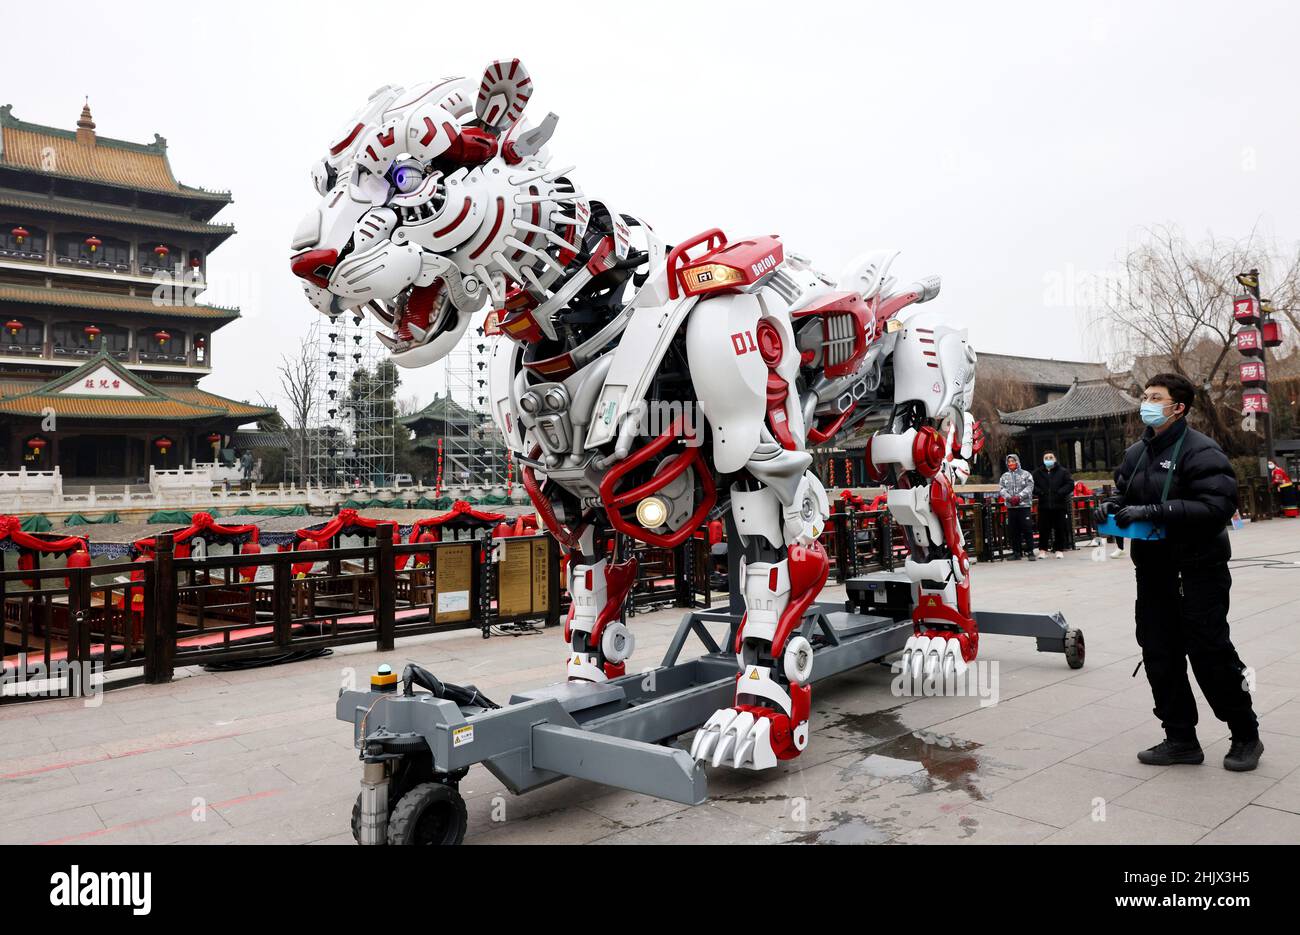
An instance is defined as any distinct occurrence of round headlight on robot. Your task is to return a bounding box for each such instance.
[635,496,669,529]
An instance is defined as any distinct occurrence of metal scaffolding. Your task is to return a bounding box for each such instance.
[427,320,504,489]
[304,311,395,488]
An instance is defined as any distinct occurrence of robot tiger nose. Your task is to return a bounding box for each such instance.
[290,248,339,288]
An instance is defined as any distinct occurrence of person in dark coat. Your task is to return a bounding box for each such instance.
[1032,450,1075,558]
[1095,373,1261,772]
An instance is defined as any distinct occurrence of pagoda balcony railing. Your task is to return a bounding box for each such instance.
[0,246,48,262]
[0,340,45,358]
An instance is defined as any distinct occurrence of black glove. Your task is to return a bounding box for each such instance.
[1115,504,1161,528]
[1092,501,1116,526]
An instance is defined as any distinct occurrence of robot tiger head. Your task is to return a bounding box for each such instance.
[289,60,575,368]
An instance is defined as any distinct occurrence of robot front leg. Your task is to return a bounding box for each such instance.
[691,472,829,769]
[565,553,639,682]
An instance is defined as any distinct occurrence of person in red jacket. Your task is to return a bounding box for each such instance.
[1269,461,1298,517]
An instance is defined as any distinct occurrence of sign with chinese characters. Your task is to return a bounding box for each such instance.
[58,365,145,396]
[1239,361,1266,386]
[1233,295,1260,324]
[1242,390,1270,414]
[1236,328,1263,356]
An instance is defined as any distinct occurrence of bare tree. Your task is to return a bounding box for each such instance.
[970,372,1039,474]
[277,337,318,484]
[1090,225,1299,453]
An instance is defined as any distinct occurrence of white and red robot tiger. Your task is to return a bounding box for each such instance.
[291,60,980,772]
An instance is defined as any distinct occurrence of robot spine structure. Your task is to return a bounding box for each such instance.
[292,60,981,772]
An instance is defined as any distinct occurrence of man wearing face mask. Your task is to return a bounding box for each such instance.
[1032,450,1075,558]
[1094,373,1261,772]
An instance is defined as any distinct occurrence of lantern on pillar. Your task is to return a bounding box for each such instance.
[207,432,222,454]
[190,255,202,269]
[1233,295,1260,324]
[1242,391,1270,415]
[11,226,29,246]
[1240,360,1267,387]
[84,235,102,254]
[1236,328,1263,356]
[83,324,101,342]
[1261,319,1283,348]
[435,437,444,499]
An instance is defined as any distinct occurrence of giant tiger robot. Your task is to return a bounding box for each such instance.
[291,60,981,771]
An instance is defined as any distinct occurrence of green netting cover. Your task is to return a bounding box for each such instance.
[146,510,194,525]
[19,514,52,532]
[224,505,308,517]
[63,512,121,526]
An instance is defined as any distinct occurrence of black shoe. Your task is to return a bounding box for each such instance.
[1009,554,1022,561]
[1224,737,1264,772]
[1028,552,1038,562]
[1137,739,1204,766]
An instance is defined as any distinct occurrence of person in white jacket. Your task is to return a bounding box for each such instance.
[999,453,1037,561]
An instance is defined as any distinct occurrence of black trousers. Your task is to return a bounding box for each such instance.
[1134,559,1258,742]
[1037,507,1073,552]
[1006,507,1035,556]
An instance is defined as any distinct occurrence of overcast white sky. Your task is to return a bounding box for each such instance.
[6,0,1299,413]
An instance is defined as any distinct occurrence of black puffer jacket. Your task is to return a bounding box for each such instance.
[1106,418,1238,565]
[1032,463,1075,510]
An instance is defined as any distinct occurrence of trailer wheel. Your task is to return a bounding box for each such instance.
[1064,628,1085,669]
[387,782,468,845]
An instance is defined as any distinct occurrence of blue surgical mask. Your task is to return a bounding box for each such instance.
[1044,458,1055,467]
[1140,401,1170,427]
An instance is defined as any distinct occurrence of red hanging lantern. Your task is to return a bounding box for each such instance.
[154,437,173,455]
[84,235,102,254]
[207,433,222,447]
[435,437,444,499]
[1261,320,1283,348]
[153,244,169,259]
[194,335,206,348]
[26,436,47,453]
[154,329,171,345]
[190,255,202,269]
[83,324,101,342]
[5,319,22,336]
[11,226,29,245]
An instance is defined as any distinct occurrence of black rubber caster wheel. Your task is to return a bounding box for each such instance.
[1064,628,1085,669]
[387,782,468,845]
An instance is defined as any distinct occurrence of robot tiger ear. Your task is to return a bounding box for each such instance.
[476,59,532,131]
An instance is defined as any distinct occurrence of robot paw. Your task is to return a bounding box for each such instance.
[899,634,969,685]
[689,706,807,771]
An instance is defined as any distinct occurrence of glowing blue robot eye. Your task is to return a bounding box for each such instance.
[389,161,424,194]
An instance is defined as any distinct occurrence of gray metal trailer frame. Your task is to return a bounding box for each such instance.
[336,569,1084,844]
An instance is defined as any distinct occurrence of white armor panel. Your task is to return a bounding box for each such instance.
[686,293,768,473]
[488,335,526,452]
[584,268,696,449]
[892,309,975,422]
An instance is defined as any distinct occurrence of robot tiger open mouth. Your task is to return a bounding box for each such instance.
[292,59,981,771]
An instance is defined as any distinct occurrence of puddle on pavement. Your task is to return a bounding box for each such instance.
[791,812,894,845]
[824,704,990,800]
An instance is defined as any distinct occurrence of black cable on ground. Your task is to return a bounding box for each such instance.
[202,648,333,671]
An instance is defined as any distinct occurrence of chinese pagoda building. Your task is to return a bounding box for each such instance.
[0,101,272,482]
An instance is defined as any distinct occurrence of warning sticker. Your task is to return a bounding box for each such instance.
[452,725,475,747]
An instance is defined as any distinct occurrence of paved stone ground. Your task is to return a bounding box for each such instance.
[2,520,1298,845]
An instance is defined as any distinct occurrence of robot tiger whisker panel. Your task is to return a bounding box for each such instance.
[294,60,981,771]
